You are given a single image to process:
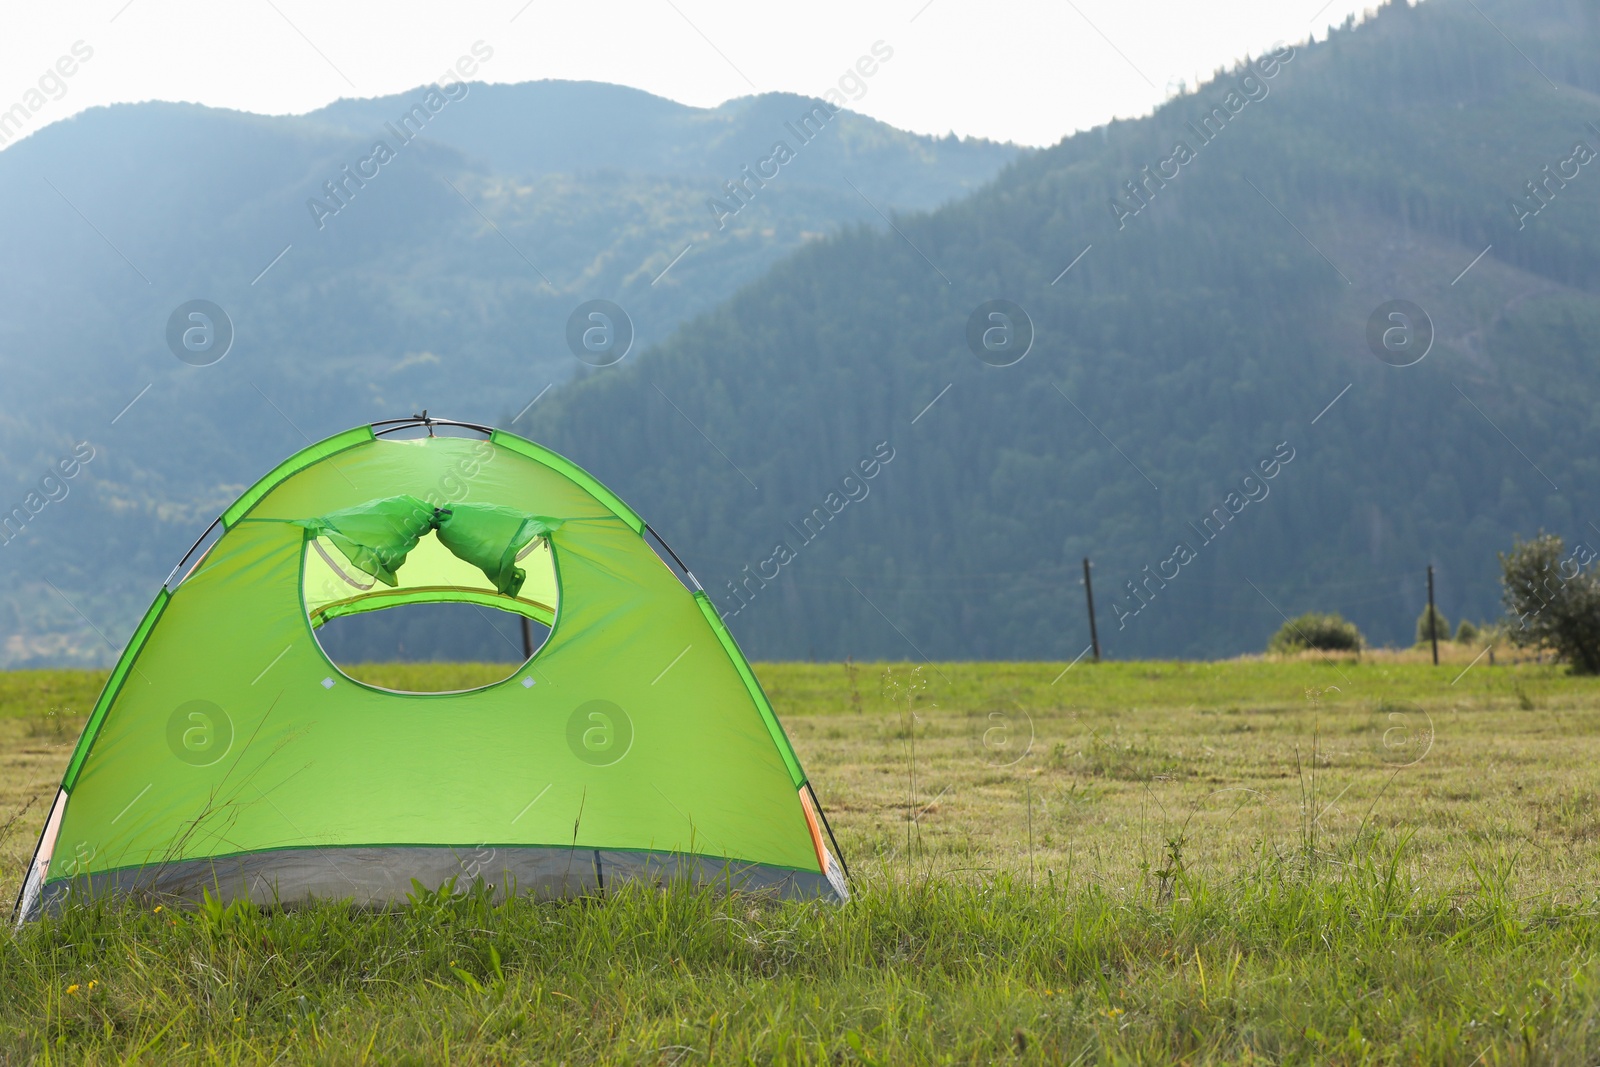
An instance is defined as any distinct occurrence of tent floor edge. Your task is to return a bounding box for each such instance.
[28,845,846,919]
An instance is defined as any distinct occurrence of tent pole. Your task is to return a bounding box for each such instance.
[163,515,224,588]
[806,782,851,883]
[645,525,703,591]
[8,794,45,925]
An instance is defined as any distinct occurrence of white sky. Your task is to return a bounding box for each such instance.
[1,0,1383,149]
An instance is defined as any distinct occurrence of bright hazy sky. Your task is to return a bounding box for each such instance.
[3,0,1383,149]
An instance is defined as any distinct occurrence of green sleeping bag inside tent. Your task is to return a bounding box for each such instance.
[14,417,847,923]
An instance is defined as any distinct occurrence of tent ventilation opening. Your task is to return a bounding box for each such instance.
[314,602,550,692]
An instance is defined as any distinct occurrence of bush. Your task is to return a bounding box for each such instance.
[1500,533,1600,674]
[1415,605,1450,645]
[1268,612,1363,654]
[1455,619,1479,643]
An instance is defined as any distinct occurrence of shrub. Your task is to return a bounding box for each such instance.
[1268,612,1363,654]
[1455,619,1479,643]
[1500,533,1600,674]
[1415,605,1450,645]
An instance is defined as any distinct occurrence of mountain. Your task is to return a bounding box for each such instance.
[0,81,1021,666]
[523,0,1600,661]
[306,80,1013,208]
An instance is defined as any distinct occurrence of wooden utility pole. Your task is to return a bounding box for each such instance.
[520,616,534,660]
[1427,564,1439,665]
[1083,557,1101,662]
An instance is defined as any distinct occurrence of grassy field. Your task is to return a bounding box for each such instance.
[3,655,1600,1062]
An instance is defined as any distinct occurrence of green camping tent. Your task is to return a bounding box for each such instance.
[14,416,847,923]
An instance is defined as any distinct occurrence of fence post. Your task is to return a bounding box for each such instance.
[1083,557,1101,663]
[1427,564,1439,666]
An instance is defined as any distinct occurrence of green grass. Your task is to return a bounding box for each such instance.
[4,657,1600,1063]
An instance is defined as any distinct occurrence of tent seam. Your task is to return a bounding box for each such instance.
[694,592,808,789]
[60,590,169,794]
[222,427,377,528]
[488,430,645,533]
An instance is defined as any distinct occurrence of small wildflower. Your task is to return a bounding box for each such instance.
[65,985,80,995]
[87,981,98,992]
[1105,1007,1124,1018]
[153,905,162,913]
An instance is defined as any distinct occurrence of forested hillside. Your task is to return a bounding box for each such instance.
[0,81,1018,665]
[527,0,1600,659]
